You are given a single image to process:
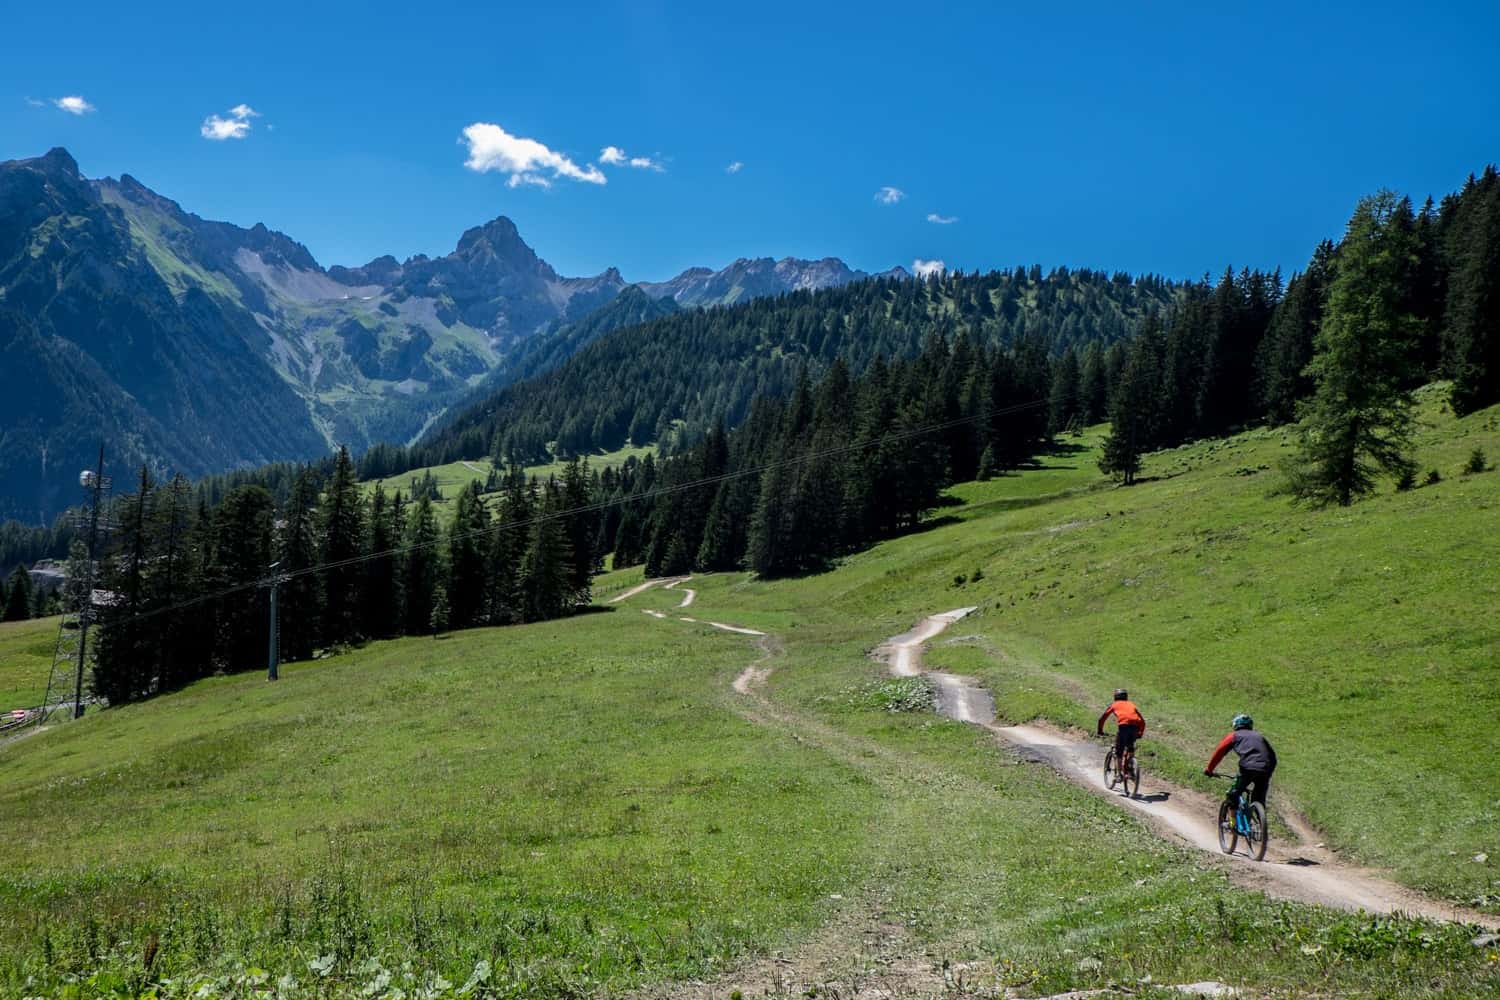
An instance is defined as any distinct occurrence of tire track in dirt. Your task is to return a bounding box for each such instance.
[876,608,1499,929]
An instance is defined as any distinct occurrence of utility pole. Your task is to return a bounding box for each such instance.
[266,561,283,681]
[72,446,106,718]
[38,445,111,725]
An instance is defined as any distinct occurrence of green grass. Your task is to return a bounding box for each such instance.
[1,394,1497,997]
[669,388,1500,911]
[364,445,657,511]
[0,616,58,713]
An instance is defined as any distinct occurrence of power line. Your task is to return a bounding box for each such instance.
[99,393,1055,632]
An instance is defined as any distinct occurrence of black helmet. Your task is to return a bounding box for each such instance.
[1114,688,1128,701]
[1232,713,1253,731]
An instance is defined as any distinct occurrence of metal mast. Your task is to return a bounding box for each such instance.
[38,446,112,723]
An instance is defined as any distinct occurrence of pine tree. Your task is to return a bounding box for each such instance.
[152,474,201,692]
[207,486,275,674]
[1444,168,1500,414]
[402,494,443,635]
[485,471,529,624]
[363,486,404,640]
[1256,243,1332,425]
[1100,316,1165,485]
[430,584,450,637]
[1048,347,1081,433]
[93,467,154,703]
[447,481,490,629]
[3,565,33,621]
[277,471,323,661]
[320,446,365,646]
[520,481,573,621]
[1290,192,1420,505]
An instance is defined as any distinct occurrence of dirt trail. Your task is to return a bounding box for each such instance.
[610,577,688,604]
[877,609,1500,929]
[664,577,697,608]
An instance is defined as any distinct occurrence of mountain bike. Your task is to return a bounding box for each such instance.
[1103,743,1141,798]
[1213,774,1268,861]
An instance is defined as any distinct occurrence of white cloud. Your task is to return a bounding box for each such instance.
[54,96,96,115]
[462,122,606,188]
[25,97,47,107]
[913,258,946,278]
[200,103,259,141]
[599,145,664,172]
[926,213,958,225]
[875,186,905,205]
[726,161,743,174]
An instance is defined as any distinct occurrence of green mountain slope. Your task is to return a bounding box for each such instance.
[415,266,1180,465]
[0,392,1494,996]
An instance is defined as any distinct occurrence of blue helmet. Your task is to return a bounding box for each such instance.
[1232,714,1253,731]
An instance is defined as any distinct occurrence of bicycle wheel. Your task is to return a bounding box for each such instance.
[1245,802,1268,861]
[1217,798,1238,854]
[1123,754,1141,798]
[1103,750,1118,789]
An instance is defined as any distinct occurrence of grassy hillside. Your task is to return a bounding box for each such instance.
[364,444,656,511]
[0,392,1496,996]
[0,615,56,713]
[633,386,1500,907]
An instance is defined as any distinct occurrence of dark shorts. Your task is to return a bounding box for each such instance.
[1114,723,1141,754]
[1230,768,1272,807]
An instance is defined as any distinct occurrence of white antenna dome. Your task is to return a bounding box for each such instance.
[80,470,98,489]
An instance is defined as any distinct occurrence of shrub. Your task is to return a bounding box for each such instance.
[1464,447,1488,475]
[972,567,985,583]
[953,573,968,587]
[1395,467,1417,492]
[1424,469,1442,486]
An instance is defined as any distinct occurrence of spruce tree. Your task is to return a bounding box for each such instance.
[1443,168,1500,414]
[1290,191,1420,505]
[93,467,154,703]
[207,486,275,674]
[362,486,403,640]
[520,481,574,621]
[447,481,490,629]
[402,494,442,635]
[4,565,33,621]
[1100,316,1165,485]
[277,471,323,662]
[320,446,365,646]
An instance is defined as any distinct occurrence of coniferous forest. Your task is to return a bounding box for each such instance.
[6,165,1496,708]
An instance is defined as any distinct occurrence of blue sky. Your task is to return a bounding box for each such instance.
[4,1,1497,283]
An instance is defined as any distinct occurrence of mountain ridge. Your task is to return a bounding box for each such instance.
[0,147,905,519]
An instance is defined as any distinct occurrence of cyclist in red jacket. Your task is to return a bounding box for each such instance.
[1097,688,1146,759]
[1205,714,1278,808]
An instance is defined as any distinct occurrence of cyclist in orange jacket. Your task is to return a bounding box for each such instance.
[1097,688,1146,759]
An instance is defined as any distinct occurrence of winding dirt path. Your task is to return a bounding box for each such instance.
[664,577,697,608]
[609,582,1495,929]
[877,609,1499,929]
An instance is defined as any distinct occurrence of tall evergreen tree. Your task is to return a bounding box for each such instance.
[1100,316,1165,485]
[206,486,275,674]
[1443,167,1500,414]
[277,471,323,662]
[402,494,443,635]
[320,446,365,646]
[93,467,155,703]
[1290,191,1420,505]
[362,486,404,640]
[447,481,490,629]
[520,481,574,621]
[2,565,32,621]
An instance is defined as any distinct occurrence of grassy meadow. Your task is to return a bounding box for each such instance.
[0,391,1497,996]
